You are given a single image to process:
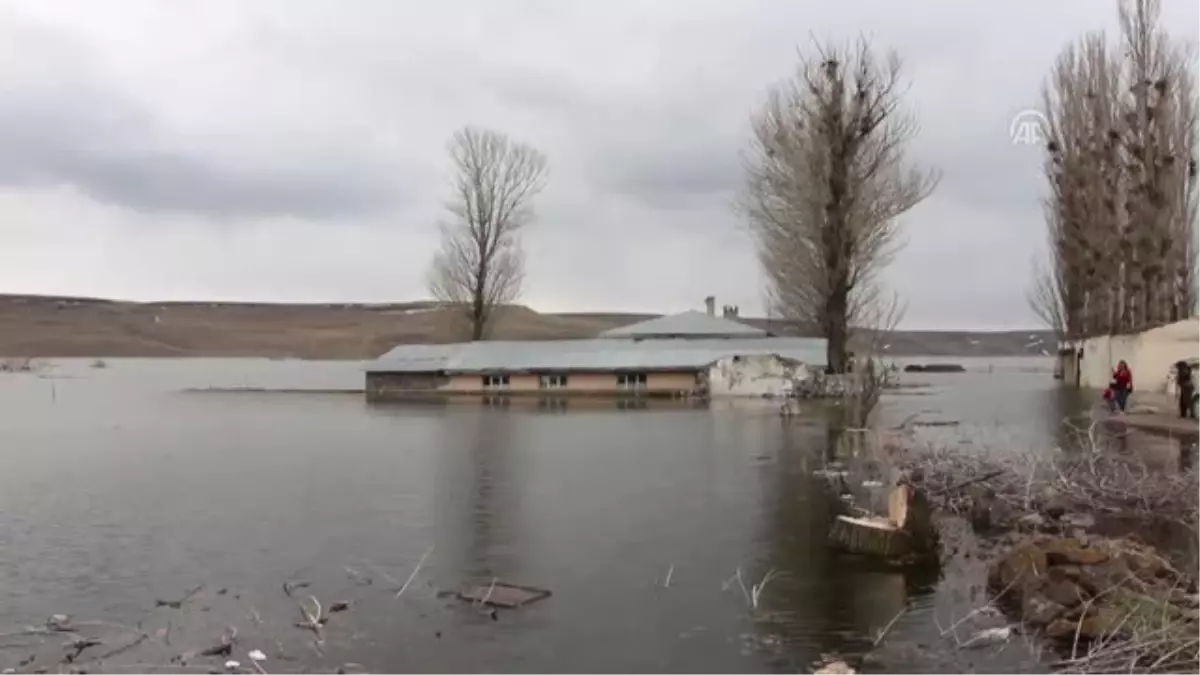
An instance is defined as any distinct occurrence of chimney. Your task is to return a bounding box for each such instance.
[704,296,715,317]
[722,305,739,319]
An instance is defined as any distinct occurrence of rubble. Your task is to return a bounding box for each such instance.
[989,534,1198,669]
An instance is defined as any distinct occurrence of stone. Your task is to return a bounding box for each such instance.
[1017,512,1047,531]
[1042,538,1109,566]
[1043,498,1069,520]
[1046,608,1127,641]
[1022,593,1067,625]
[1062,513,1095,529]
[814,661,855,674]
[1074,559,1134,595]
[1050,564,1082,580]
[1041,575,1087,608]
[989,542,1048,594]
[1045,618,1081,640]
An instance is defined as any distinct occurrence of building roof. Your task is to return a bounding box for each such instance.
[367,336,827,374]
[596,310,767,339]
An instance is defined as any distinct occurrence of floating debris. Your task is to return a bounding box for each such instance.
[457,581,551,609]
[282,580,311,597]
[343,566,373,586]
[156,584,205,608]
[46,614,73,632]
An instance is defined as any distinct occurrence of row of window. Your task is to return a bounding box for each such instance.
[480,373,650,390]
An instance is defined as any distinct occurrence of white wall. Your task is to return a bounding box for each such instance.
[1076,318,1199,397]
[708,354,809,398]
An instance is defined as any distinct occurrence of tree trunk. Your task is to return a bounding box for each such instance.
[470,259,488,341]
[824,286,849,373]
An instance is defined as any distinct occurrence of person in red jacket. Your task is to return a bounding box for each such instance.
[1111,360,1133,413]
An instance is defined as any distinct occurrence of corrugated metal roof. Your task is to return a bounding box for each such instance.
[367,336,827,373]
[597,310,767,338]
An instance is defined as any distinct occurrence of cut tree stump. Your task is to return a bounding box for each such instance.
[828,484,938,564]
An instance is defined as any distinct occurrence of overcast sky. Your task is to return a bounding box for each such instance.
[1,1,1196,329]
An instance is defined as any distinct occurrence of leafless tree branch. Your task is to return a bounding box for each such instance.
[1037,0,1198,339]
[427,127,548,341]
[740,36,938,373]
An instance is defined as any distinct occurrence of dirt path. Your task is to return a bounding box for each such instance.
[1108,411,1199,437]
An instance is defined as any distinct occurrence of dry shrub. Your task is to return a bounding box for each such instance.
[890,421,1197,530]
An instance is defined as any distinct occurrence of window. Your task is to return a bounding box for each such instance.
[616,372,648,389]
[482,374,510,389]
[539,374,568,389]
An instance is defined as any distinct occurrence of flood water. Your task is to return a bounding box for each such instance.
[0,357,1188,673]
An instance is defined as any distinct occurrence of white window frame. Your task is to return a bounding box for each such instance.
[482,374,510,389]
[616,372,648,390]
[539,374,568,389]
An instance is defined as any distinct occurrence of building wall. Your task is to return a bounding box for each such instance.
[707,354,811,398]
[366,371,449,401]
[1073,318,1199,398]
[368,370,702,400]
[647,371,700,393]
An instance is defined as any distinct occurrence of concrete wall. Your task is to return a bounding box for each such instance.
[366,372,448,400]
[1074,318,1199,397]
[707,354,810,398]
[367,370,701,400]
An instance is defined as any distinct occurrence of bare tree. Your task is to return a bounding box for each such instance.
[742,37,939,373]
[1036,0,1198,342]
[427,127,548,341]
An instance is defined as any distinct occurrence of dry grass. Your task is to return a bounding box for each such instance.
[0,300,638,359]
[894,421,1198,531]
[0,295,1056,359]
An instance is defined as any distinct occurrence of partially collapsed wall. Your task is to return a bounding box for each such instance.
[707,354,813,398]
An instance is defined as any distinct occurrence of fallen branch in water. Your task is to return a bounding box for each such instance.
[393,547,433,600]
[281,580,311,598]
[294,596,324,642]
[156,585,205,609]
[871,608,906,647]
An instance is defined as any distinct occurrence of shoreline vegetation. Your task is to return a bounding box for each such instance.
[0,293,1053,360]
[809,415,1198,675]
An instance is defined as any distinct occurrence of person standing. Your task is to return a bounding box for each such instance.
[1175,361,1195,419]
[1111,360,1133,413]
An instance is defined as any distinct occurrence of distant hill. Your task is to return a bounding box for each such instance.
[0,294,1054,359]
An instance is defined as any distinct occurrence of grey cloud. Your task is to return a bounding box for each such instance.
[0,12,401,220]
[594,144,741,210]
[0,88,400,219]
[0,0,1196,329]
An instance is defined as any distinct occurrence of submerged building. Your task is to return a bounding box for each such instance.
[364,297,827,401]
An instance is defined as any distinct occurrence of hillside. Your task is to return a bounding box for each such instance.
[0,294,1054,359]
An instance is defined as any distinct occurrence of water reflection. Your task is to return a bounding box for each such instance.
[435,409,525,587]
[758,415,947,671]
[760,418,854,667]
